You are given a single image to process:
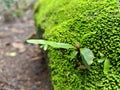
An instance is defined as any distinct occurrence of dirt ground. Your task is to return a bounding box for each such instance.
[0,9,53,90]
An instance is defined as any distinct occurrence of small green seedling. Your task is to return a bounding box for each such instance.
[27,32,96,70]
[27,39,94,70]
[98,52,110,74]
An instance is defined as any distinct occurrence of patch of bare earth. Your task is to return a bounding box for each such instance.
[0,11,53,90]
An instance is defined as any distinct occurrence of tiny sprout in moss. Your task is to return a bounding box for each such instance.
[98,52,111,74]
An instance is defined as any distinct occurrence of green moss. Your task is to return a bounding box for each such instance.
[34,0,120,89]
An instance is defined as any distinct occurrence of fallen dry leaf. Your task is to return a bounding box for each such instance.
[9,52,17,57]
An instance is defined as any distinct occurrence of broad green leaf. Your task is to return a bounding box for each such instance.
[103,58,110,74]
[70,51,78,60]
[27,39,75,49]
[80,48,94,70]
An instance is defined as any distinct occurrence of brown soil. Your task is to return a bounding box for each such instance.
[0,10,53,90]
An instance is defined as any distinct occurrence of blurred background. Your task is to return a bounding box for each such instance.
[0,0,36,22]
[0,0,53,90]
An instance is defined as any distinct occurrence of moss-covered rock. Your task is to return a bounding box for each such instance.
[34,0,120,89]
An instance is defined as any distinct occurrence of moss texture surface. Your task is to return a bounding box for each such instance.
[34,0,120,90]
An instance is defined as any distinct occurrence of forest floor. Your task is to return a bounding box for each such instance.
[0,8,53,90]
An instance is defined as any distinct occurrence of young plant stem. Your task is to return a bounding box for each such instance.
[75,42,87,70]
[74,42,82,68]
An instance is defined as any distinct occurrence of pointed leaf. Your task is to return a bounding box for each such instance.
[48,42,75,49]
[98,58,105,63]
[103,58,110,74]
[80,48,94,69]
[43,44,48,51]
[70,51,78,60]
[27,39,75,49]
[99,52,104,57]
[27,39,48,45]
[40,45,44,49]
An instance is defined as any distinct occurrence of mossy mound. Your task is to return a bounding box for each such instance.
[34,0,120,90]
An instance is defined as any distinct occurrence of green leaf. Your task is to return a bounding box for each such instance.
[97,52,105,63]
[40,45,44,49]
[99,52,104,57]
[103,58,110,74]
[27,39,48,45]
[80,48,94,70]
[48,42,75,49]
[27,39,75,49]
[98,58,105,63]
[43,44,48,51]
[70,51,78,60]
